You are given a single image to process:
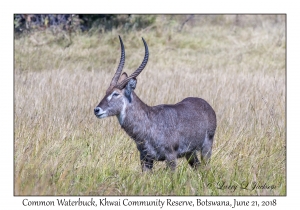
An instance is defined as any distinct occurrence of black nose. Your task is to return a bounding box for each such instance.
[94,107,100,114]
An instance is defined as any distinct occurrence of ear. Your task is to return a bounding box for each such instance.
[118,72,128,83]
[124,78,137,103]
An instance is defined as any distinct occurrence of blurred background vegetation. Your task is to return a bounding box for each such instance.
[14,14,284,35]
[14,14,157,34]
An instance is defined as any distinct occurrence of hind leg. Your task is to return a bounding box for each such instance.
[185,152,200,169]
[201,131,214,165]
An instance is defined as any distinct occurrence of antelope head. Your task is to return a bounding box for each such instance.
[94,36,149,124]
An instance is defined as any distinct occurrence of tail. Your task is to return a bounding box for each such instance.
[201,130,215,164]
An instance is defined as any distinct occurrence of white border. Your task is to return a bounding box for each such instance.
[2,0,298,209]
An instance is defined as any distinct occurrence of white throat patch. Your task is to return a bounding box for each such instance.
[117,97,127,125]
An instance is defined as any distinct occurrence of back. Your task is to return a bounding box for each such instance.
[150,97,216,132]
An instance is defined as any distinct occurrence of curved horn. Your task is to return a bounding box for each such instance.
[109,36,125,87]
[116,37,149,89]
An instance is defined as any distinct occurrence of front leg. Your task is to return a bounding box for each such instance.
[166,159,177,171]
[140,152,153,172]
[166,153,177,171]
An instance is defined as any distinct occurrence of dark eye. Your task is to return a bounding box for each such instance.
[113,93,119,97]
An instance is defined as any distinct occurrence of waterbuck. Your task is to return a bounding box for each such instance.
[94,36,217,171]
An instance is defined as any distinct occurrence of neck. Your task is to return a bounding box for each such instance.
[119,92,150,138]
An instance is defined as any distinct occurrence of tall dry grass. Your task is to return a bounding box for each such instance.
[14,15,285,195]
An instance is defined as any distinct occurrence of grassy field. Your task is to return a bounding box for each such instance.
[14,15,286,195]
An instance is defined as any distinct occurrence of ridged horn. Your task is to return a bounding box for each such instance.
[109,35,125,87]
[116,37,149,89]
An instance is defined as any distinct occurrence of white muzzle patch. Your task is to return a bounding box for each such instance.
[95,107,108,118]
